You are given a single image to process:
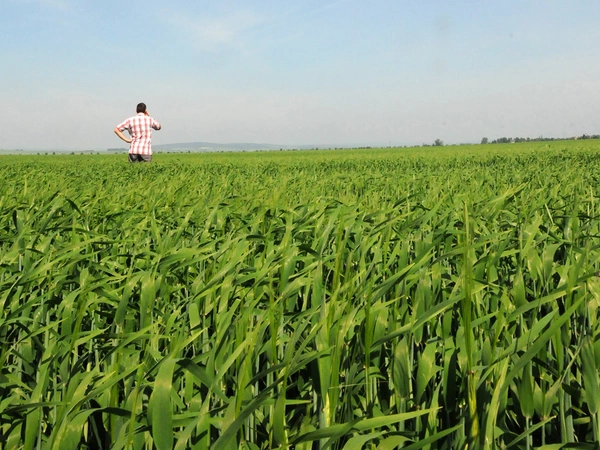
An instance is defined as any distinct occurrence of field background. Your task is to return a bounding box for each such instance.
[2,141,600,449]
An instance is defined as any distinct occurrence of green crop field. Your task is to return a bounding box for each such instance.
[2,141,600,449]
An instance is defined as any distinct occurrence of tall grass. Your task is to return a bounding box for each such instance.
[1,142,600,448]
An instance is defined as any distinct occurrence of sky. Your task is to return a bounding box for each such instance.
[2,0,600,150]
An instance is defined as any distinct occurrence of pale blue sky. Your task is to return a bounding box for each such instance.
[2,0,600,149]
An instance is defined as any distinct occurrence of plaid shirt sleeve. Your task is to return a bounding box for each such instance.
[116,118,131,132]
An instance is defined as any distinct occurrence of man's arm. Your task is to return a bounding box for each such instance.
[146,112,162,130]
[114,127,132,143]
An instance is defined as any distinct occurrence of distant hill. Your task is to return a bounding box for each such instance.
[106,141,359,153]
[152,142,299,152]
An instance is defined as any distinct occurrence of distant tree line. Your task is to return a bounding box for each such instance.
[481,134,600,145]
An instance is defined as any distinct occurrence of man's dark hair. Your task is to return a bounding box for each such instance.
[137,103,147,113]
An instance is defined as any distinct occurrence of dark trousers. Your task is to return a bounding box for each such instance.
[128,154,152,162]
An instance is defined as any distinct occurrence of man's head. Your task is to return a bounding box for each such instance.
[136,103,147,114]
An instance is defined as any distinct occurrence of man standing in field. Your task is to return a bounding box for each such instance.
[114,103,161,162]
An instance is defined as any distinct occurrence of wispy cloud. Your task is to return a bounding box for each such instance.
[301,0,355,18]
[9,0,71,9]
[276,0,354,23]
[159,7,264,52]
[156,1,355,56]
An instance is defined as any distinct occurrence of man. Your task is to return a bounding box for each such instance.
[114,103,162,162]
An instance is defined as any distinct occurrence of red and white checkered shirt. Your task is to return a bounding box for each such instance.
[116,113,161,155]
